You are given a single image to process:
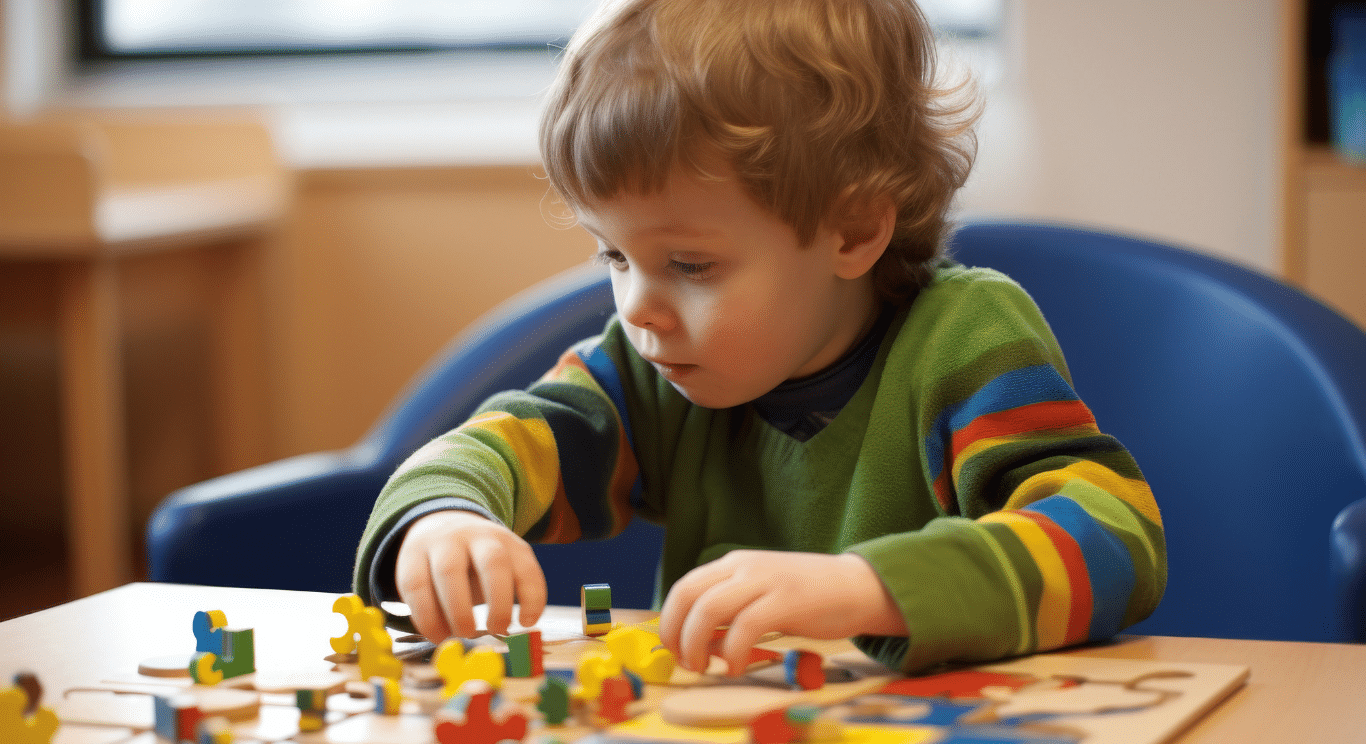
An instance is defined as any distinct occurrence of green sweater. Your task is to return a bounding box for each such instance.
[354,263,1166,672]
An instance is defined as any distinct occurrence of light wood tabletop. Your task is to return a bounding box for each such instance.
[2,583,1364,744]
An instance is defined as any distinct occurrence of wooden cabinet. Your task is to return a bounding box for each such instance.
[1282,0,1366,329]
[0,116,289,598]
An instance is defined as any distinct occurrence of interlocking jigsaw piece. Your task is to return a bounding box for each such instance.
[188,611,255,685]
[0,672,58,744]
[596,675,636,724]
[435,640,506,697]
[434,679,527,744]
[330,594,402,682]
[372,676,402,715]
[537,676,571,725]
[602,626,676,684]
[573,650,622,701]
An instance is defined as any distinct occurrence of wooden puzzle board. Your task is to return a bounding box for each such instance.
[0,589,1251,742]
[12,596,1249,744]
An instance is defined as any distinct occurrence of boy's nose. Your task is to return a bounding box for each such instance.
[616,274,677,333]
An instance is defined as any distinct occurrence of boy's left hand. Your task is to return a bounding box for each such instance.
[657,550,908,675]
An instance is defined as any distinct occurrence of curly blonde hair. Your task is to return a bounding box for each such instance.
[539,0,978,304]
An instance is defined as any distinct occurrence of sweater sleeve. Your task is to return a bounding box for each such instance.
[847,269,1167,672]
[351,330,647,611]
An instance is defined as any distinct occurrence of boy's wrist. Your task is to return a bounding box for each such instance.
[838,553,909,637]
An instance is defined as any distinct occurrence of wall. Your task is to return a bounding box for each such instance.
[270,167,595,455]
[960,0,1283,273]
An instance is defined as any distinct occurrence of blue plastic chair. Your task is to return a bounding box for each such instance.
[150,219,1366,640]
[950,220,1366,642]
[148,263,665,609]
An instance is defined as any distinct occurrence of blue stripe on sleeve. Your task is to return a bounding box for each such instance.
[577,340,645,509]
[1025,494,1136,641]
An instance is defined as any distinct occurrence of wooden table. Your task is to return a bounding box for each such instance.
[0,119,289,597]
[2,583,1365,743]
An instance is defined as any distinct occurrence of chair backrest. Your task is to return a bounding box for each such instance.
[950,220,1366,641]
[361,263,665,609]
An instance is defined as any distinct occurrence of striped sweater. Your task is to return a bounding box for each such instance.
[353,262,1166,672]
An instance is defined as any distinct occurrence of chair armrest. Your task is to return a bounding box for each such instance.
[147,446,392,592]
[1332,497,1366,642]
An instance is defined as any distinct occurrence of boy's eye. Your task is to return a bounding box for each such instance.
[671,260,717,279]
[594,248,628,268]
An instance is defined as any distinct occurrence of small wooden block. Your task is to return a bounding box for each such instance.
[784,650,825,691]
[136,656,193,679]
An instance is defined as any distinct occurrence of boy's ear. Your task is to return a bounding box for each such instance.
[831,195,896,280]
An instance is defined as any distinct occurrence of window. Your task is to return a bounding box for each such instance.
[80,0,1001,59]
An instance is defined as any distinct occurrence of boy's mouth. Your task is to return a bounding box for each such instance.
[648,359,698,379]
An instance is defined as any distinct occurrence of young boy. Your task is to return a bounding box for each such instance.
[353,0,1165,675]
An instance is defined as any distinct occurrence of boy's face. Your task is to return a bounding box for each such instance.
[575,168,878,409]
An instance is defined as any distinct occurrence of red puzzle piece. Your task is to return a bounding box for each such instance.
[749,707,805,744]
[597,675,635,724]
[434,682,528,744]
[879,670,1045,699]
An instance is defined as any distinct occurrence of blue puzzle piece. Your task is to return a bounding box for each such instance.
[844,695,982,727]
[192,611,225,654]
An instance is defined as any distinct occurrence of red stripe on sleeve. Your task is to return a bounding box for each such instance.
[950,399,1097,460]
[1016,509,1094,645]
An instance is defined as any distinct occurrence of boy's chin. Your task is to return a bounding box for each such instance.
[667,381,759,410]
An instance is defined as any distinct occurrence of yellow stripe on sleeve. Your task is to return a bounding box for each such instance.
[461,411,561,534]
[979,511,1071,650]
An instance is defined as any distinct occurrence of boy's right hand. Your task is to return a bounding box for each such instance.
[394,510,547,642]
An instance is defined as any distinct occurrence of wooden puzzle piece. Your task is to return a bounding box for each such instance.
[154,694,203,744]
[537,676,571,725]
[503,630,544,678]
[1,676,59,744]
[603,627,676,685]
[330,594,369,655]
[188,612,255,685]
[137,656,193,679]
[596,674,637,724]
[193,611,227,654]
[330,593,403,682]
[582,584,613,636]
[574,651,622,700]
[434,640,506,697]
[783,650,825,691]
[195,715,233,744]
[878,671,1039,700]
[372,676,402,715]
[435,679,528,744]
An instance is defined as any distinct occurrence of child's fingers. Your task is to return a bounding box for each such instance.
[394,555,451,643]
[718,598,780,676]
[676,578,763,674]
[469,538,517,636]
[427,545,479,638]
[509,544,547,628]
[658,561,730,658]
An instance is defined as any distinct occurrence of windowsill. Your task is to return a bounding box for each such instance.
[51,39,1000,171]
[55,49,561,169]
